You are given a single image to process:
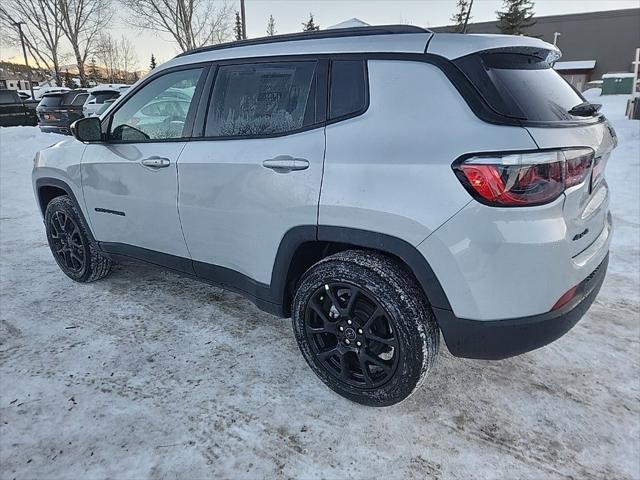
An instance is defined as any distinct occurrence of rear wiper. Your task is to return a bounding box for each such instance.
[568,102,602,117]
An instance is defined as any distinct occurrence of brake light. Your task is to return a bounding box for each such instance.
[453,148,594,207]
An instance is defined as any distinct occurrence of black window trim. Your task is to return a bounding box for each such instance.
[101,62,211,144]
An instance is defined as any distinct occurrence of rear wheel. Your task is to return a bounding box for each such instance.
[292,250,439,406]
[44,195,113,282]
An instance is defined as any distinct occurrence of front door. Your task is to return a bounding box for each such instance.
[178,60,326,287]
[82,67,207,262]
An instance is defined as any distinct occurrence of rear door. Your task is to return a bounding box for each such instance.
[177,59,326,286]
[82,66,207,263]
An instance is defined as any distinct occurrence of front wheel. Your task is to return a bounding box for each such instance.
[292,250,439,406]
[44,195,113,282]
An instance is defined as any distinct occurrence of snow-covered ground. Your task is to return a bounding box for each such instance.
[1,94,638,479]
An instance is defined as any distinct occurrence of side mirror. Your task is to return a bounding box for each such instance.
[71,117,102,142]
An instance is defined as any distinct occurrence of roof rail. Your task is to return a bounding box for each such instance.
[176,25,431,58]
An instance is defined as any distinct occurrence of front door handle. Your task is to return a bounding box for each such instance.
[141,156,170,168]
[262,155,309,173]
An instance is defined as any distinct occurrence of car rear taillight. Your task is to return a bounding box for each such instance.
[453,148,594,207]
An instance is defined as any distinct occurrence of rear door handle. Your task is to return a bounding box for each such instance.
[141,156,171,168]
[262,155,309,173]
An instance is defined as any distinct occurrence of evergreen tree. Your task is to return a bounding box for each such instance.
[64,69,75,89]
[496,0,536,35]
[234,12,244,40]
[150,54,157,70]
[302,13,320,32]
[89,57,98,84]
[267,14,276,36]
[450,0,472,33]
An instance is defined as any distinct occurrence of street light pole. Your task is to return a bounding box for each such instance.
[553,32,561,46]
[13,21,35,100]
[240,0,247,39]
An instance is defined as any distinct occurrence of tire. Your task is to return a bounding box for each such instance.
[44,195,113,282]
[292,250,439,406]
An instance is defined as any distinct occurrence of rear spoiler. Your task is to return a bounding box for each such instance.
[427,33,560,62]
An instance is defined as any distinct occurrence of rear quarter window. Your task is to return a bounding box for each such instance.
[329,60,367,119]
[455,52,589,123]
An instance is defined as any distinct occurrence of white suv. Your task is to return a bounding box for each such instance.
[32,26,615,406]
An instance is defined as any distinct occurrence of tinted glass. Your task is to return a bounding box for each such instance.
[329,60,366,119]
[96,99,116,115]
[110,68,202,141]
[71,93,89,106]
[92,91,120,103]
[206,62,316,137]
[39,95,63,107]
[456,53,587,122]
[0,91,16,104]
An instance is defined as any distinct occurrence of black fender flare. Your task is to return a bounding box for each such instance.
[270,225,452,315]
[35,177,96,243]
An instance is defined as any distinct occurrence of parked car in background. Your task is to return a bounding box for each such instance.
[36,90,89,134]
[0,89,38,127]
[83,88,121,117]
[32,86,70,100]
[93,98,118,117]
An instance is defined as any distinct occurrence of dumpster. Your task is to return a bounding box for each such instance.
[602,73,635,95]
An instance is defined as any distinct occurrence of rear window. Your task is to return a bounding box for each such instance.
[91,91,120,103]
[39,95,63,107]
[456,52,589,123]
[329,60,367,119]
[70,93,89,106]
[0,91,17,104]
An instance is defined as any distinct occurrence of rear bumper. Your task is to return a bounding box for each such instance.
[435,253,608,360]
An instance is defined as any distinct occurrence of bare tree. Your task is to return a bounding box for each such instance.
[95,33,118,82]
[119,0,233,52]
[58,0,113,87]
[95,33,138,83]
[0,0,65,85]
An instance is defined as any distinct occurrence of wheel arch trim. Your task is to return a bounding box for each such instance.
[35,177,96,243]
[273,225,453,314]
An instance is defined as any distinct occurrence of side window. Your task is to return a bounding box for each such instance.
[329,60,367,119]
[109,68,203,141]
[205,61,316,137]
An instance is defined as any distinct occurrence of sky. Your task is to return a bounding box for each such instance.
[1,0,639,69]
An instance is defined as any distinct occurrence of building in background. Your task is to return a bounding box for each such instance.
[432,8,640,91]
[327,18,370,30]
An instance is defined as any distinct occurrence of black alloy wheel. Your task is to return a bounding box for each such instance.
[305,282,399,388]
[44,195,113,282]
[48,210,86,273]
[292,250,440,406]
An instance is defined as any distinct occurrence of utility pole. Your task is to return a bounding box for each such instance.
[13,21,35,100]
[240,0,247,39]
